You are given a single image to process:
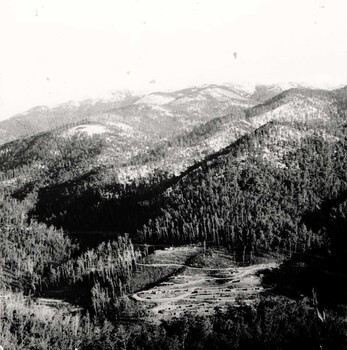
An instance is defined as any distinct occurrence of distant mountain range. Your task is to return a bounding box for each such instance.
[0,83,345,185]
[0,82,328,146]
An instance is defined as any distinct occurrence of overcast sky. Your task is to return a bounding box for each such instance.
[0,0,346,120]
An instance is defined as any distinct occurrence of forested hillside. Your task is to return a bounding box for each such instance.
[1,86,347,349]
[13,88,345,251]
[123,108,253,179]
[1,87,346,262]
[136,88,347,251]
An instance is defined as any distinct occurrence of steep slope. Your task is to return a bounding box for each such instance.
[118,110,254,181]
[132,88,346,253]
[1,86,346,240]
[114,87,341,182]
[247,88,338,127]
[13,86,344,249]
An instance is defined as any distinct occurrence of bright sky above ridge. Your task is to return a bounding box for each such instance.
[0,0,346,120]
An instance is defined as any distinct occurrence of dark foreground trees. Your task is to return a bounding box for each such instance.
[2,295,347,350]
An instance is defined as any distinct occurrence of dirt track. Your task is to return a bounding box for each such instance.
[131,246,278,321]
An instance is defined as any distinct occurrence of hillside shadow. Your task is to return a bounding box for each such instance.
[260,253,347,309]
[25,164,194,251]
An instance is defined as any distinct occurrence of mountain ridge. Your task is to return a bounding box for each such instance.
[1,82,333,145]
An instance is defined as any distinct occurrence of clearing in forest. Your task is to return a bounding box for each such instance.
[131,246,278,321]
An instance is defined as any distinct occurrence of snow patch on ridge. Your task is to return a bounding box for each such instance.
[67,124,108,136]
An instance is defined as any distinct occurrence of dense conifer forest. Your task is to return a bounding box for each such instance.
[1,87,347,349]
